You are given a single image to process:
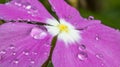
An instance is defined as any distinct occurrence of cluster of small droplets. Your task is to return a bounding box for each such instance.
[77,44,88,61]
[11,1,39,17]
[23,51,29,56]
[0,42,50,66]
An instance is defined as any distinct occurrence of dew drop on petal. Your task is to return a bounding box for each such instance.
[33,32,47,39]
[13,59,19,64]
[30,60,35,64]
[95,34,100,41]
[9,45,15,50]
[23,51,29,56]
[30,27,47,39]
[77,52,88,61]
[78,44,86,51]
[88,16,94,20]
[14,2,22,6]
[25,5,32,10]
[12,52,16,56]
[0,50,6,54]
[44,42,51,47]
[96,53,103,59]
[32,52,37,55]
[21,2,30,8]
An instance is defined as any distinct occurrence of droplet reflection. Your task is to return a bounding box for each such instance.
[30,27,47,39]
[78,52,88,61]
[78,44,86,51]
[88,16,94,20]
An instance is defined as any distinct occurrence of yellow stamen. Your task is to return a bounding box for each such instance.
[58,24,69,32]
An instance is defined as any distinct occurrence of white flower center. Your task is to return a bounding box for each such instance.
[46,18,81,45]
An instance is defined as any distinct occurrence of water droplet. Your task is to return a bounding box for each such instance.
[78,44,86,51]
[44,42,51,47]
[14,2,22,6]
[12,52,16,56]
[77,52,88,61]
[30,27,47,39]
[0,50,6,54]
[30,60,35,64]
[13,59,19,64]
[21,2,32,10]
[96,54,103,59]
[9,45,15,50]
[88,16,94,20]
[95,34,100,40]
[32,52,37,55]
[34,32,47,39]
[25,5,32,10]
[23,51,29,56]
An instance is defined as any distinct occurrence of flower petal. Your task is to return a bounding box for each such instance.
[0,23,52,67]
[81,24,120,67]
[0,0,53,23]
[49,0,83,23]
[52,24,120,67]
[52,40,103,67]
[48,0,100,29]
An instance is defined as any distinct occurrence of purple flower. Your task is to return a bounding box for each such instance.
[0,0,120,67]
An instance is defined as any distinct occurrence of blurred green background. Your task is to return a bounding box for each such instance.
[0,0,120,29]
[0,0,120,67]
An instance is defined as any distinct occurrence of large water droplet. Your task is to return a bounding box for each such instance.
[77,52,88,61]
[30,27,47,39]
[88,16,94,20]
[78,44,86,51]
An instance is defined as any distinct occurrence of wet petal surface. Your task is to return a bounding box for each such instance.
[0,0,53,23]
[52,24,120,67]
[81,24,120,67]
[49,0,101,29]
[0,23,52,67]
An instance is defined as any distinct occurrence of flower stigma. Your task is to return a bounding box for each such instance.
[58,24,69,33]
[46,19,81,45]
